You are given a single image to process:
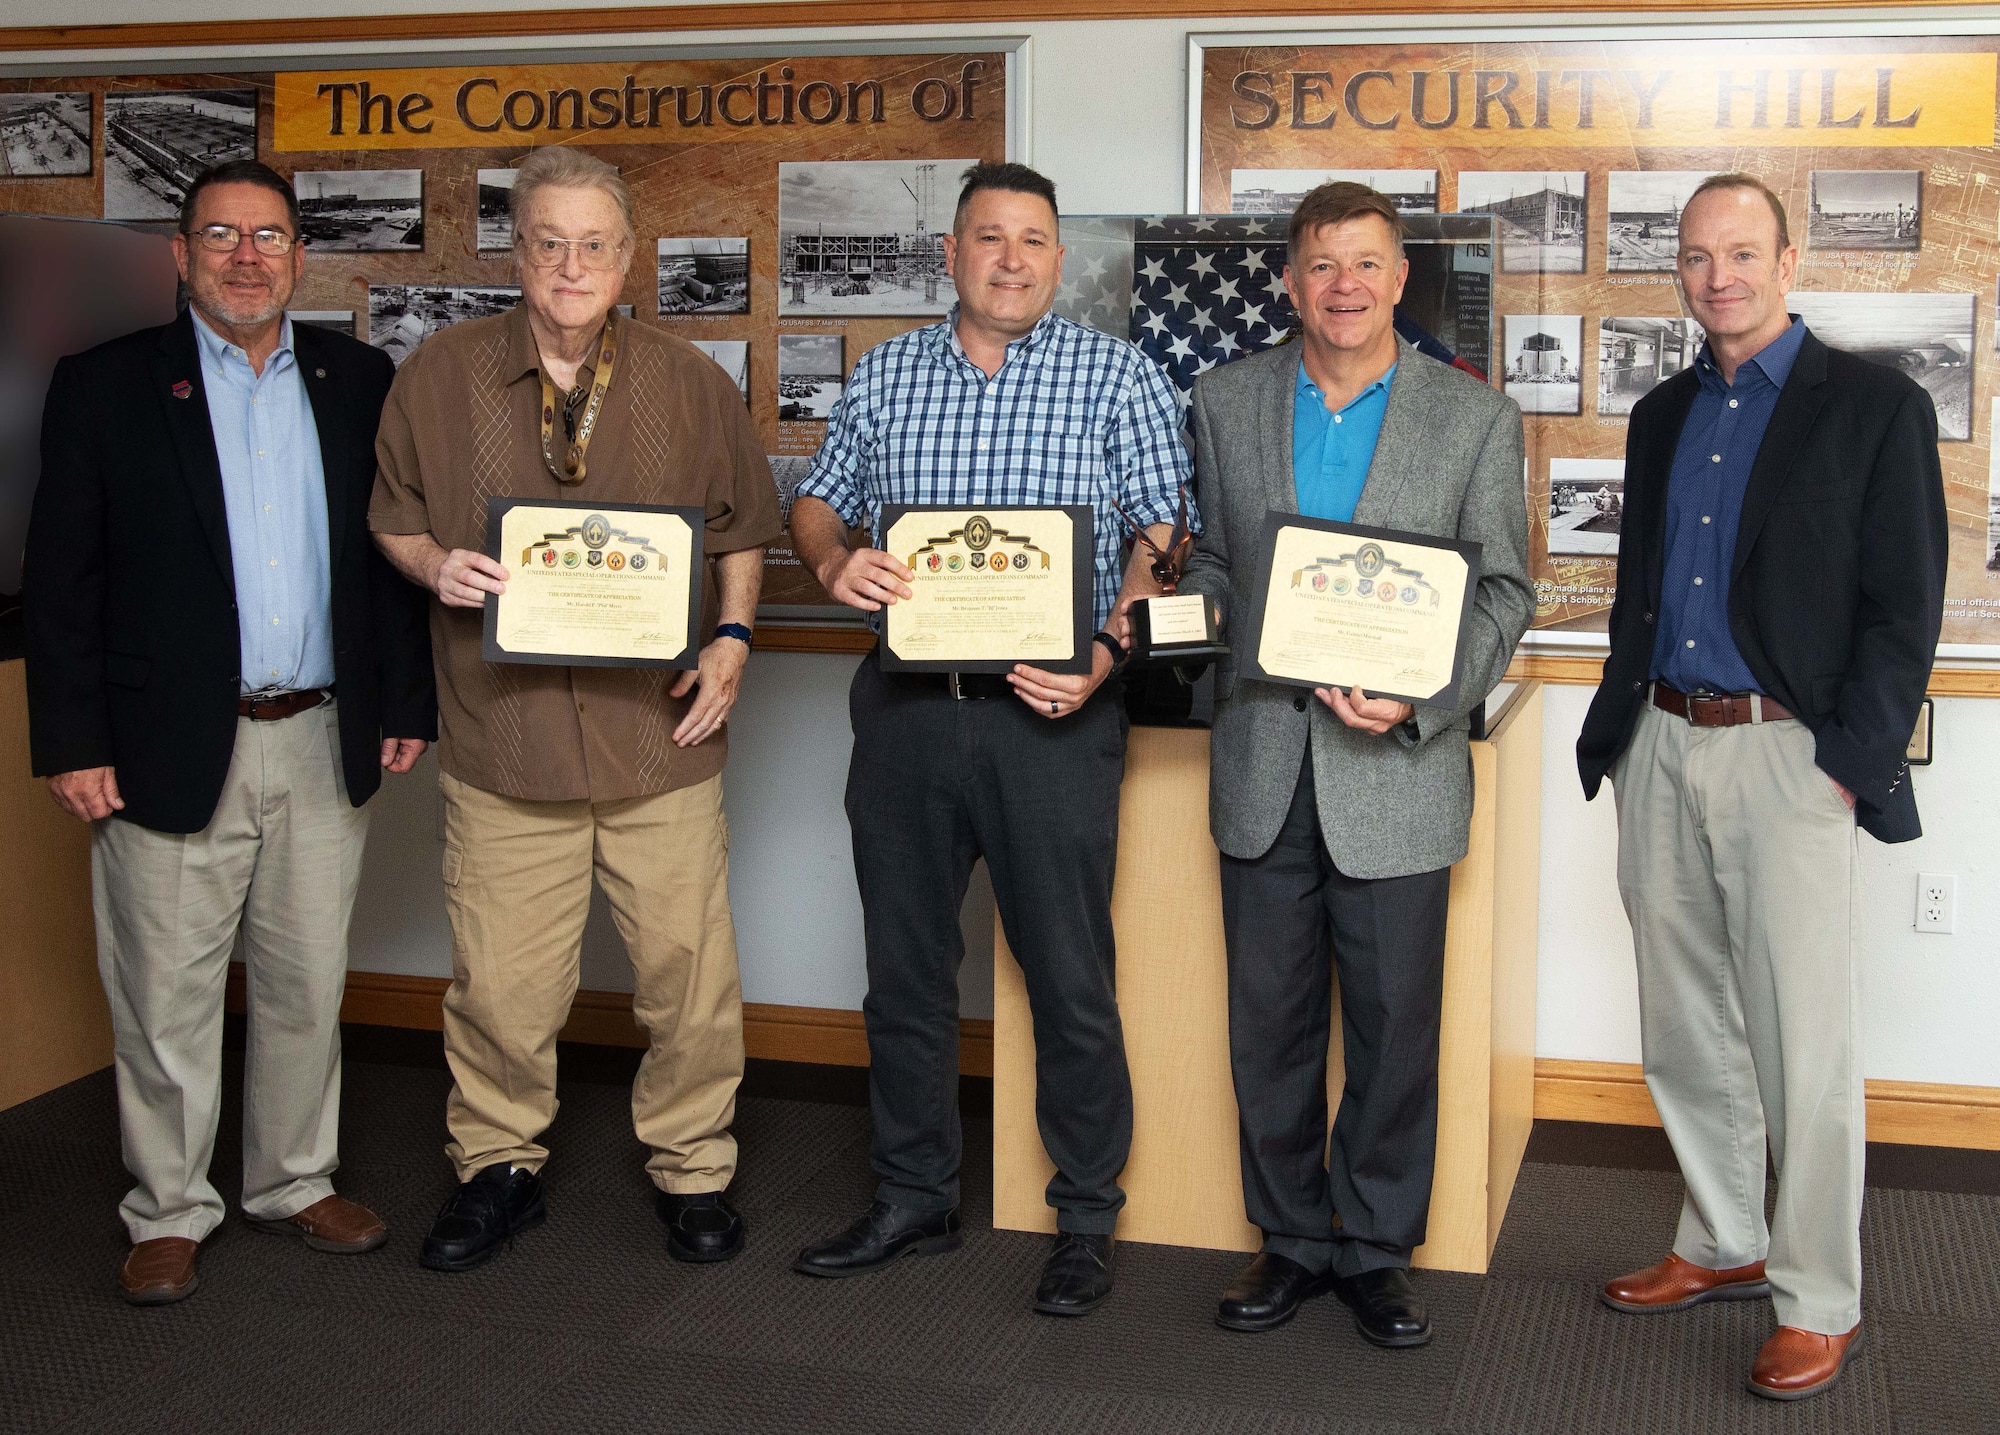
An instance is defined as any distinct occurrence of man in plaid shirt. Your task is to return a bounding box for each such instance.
[790,161,1190,1317]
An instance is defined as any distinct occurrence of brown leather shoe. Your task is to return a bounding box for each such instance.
[1750,1323,1863,1400]
[1601,1252,1769,1313]
[247,1194,388,1254]
[118,1237,198,1306]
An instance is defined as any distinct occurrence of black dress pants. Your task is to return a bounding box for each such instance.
[1219,746,1451,1277]
[845,653,1133,1233]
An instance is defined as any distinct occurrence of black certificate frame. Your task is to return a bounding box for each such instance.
[481,496,706,669]
[875,503,1096,676]
[1238,511,1484,710]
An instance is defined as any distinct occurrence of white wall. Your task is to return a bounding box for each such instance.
[15,0,1996,1083]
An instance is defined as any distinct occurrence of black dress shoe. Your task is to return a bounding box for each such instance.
[794,1200,961,1278]
[1034,1232,1116,1317]
[419,1163,547,1273]
[656,1189,745,1264]
[1216,1252,1337,1332]
[1331,1266,1432,1348]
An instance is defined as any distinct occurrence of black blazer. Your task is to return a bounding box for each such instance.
[23,309,435,834]
[1577,330,1947,844]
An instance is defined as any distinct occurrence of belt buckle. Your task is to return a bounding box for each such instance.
[948,672,965,701]
[1684,688,1719,725]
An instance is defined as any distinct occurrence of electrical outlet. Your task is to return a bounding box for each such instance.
[1915,873,1956,934]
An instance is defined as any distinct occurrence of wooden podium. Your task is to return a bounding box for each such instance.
[994,681,1543,1274]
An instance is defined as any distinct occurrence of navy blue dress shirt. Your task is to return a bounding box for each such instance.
[1649,316,1806,693]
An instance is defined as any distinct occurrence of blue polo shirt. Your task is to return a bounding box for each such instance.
[1650,317,1806,694]
[1293,360,1394,522]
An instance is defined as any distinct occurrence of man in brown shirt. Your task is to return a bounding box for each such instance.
[370,147,779,1272]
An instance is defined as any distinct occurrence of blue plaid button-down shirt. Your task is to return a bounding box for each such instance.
[796,308,1192,628]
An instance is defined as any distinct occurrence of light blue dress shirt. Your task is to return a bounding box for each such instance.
[1293,360,1395,523]
[191,310,335,695]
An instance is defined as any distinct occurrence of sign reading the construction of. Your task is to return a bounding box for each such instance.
[1198,35,2000,649]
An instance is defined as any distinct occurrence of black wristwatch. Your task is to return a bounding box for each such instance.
[1091,629,1126,670]
[714,622,754,648]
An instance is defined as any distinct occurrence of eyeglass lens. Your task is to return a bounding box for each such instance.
[193,225,295,256]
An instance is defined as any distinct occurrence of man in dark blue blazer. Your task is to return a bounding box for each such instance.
[1577,175,1945,1402]
[24,161,434,1306]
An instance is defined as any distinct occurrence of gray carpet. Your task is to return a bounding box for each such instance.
[2,1039,1996,1435]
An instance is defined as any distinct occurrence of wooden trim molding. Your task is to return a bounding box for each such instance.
[5,0,1991,55]
[1507,653,2000,698]
[1534,1057,2000,1151]
[224,965,994,1077]
[754,626,875,656]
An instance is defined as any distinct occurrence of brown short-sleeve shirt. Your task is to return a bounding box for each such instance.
[369,305,780,802]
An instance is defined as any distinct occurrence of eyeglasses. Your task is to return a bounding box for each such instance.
[518,235,626,270]
[185,224,297,256]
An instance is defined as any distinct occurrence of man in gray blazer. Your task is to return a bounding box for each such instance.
[1177,183,1531,1348]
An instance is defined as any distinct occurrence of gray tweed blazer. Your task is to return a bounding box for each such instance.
[1178,339,1532,879]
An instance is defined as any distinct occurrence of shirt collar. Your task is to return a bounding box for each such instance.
[1696,314,1806,391]
[190,306,295,372]
[932,305,1062,369]
[1296,358,1397,411]
[502,301,603,389]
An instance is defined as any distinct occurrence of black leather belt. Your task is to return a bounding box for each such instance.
[900,672,1013,700]
[238,687,333,721]
[1650,682,1793,727]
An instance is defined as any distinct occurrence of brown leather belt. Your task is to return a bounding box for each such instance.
[238,687,332,722]
[1650,682,1793,727]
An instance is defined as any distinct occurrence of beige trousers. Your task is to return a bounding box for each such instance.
[92,701,367,1243]
[438,771,742,1191]
[1613,702,1865,1334]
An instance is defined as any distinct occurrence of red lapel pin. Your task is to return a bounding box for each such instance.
[171,380,192,399]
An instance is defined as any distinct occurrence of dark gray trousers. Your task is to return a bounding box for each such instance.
[1218,747,1451,1276]
[845,654,1133,1233]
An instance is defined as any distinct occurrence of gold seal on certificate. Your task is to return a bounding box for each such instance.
[1240,513,1484,708]
[481,497,705,668]
[877,504,1095,674]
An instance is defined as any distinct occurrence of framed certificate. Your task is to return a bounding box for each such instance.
[1238,513,1483,709]
[876,505,1094,674]
[481,498,704,668]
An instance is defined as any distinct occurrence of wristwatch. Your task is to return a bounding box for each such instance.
[715,622,754,648]
[1091,629,1126,669]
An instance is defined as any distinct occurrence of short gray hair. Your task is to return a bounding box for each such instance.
[509,147,634,245]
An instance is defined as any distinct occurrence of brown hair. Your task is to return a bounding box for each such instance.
[1287,181,1404,265]
[1682,172,1791,251]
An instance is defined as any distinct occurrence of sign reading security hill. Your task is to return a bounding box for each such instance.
[274,58,994,149]
[1222,51,1994,148]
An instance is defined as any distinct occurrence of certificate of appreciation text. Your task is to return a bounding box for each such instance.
[878,506,1094,674]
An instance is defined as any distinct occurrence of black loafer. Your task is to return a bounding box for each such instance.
[1331,1266,1432,1348]
[1034,1232,1115,1317]
[794,1200,961,1278]
[1216,1252,1336,1332]
[419,1163,547,1273]
[656,1189,745,1263]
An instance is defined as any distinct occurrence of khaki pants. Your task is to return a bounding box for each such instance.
[93,701,367,1243]
[439,772,742,1191]
[1613,702,1864,1334]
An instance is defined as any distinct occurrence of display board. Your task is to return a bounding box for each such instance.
[1195,35,2000,651]
[0,54,1009,625]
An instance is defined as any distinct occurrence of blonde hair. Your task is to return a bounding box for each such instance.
[509,147,634,245]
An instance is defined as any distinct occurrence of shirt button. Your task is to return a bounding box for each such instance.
[1728,399,1738,409]
[272,617,281,626]
[1693,576,1703,586]
[257,449,266,457]
[1710,454,1721,463]
[269,559,278,567]
[1702,515,1712,525]
[979,440,990,450]
[1685,639,1696,649]
[1333,414,1343,424]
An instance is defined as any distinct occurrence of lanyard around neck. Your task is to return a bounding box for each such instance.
[539,311,619,485]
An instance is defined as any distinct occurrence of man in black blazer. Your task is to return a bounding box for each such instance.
[23,160,434,1306]
[1577,175,1945,1401]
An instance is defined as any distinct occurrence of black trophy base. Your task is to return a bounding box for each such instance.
[1123,661,1215,729]
[1128,594,1227,670]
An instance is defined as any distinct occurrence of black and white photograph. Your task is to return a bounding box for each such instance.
[1230,169,1438,214]
[1503,314,1583,415]
[369,284,520,366]
[690,339,748,402]
[476,168,516,253]
[103,89,256,221]
[777,333,843,420]
[659,237,748,315]
[1598,316,1703,416]
[0,93,90,177]
[1606,171,1715,272]
[1988,399,2000,570]
[1547,458,1625,556]
[287,310,357,339]
[294,168,423,253]
[778,159,973,316]
[768,454,813,527]
[1808,170,1922,251]
[1455,172,1586,273]
[1787,290,1973,440]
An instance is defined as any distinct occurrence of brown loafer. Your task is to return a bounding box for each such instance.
[1601,1252,1769,1313]
[247,1194,388,1254]
[118,1237,199,1306]
[1750,1323,1863,1400]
